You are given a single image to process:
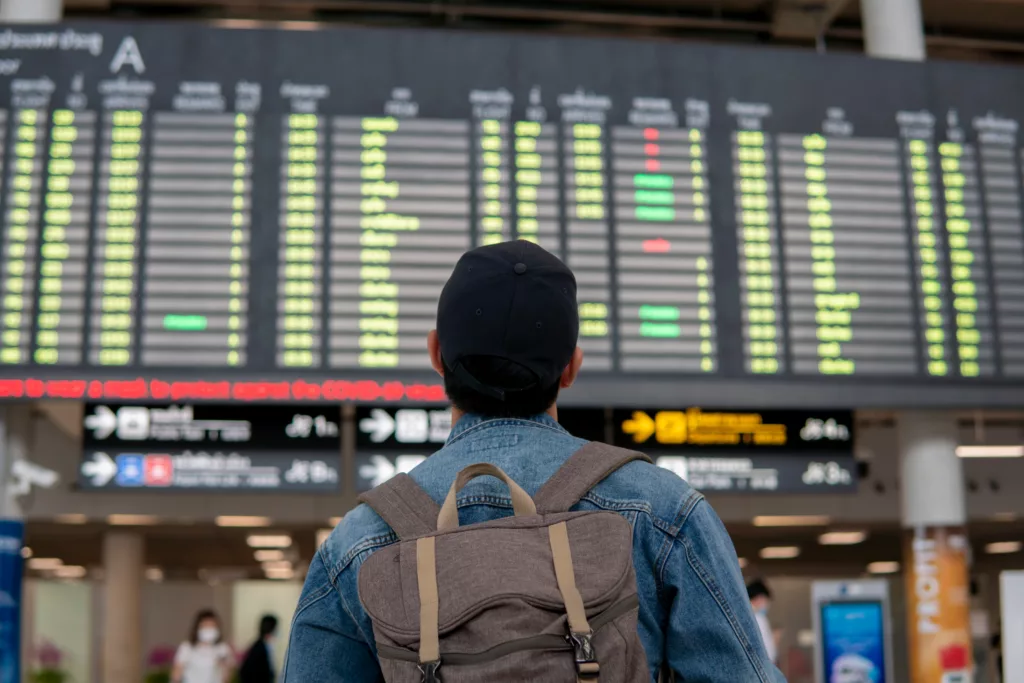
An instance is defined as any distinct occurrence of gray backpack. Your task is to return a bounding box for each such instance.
[357,442,653,683]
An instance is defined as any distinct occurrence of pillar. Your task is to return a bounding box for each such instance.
[898,412,972,683]
[899,412,965,529]
[0,0,63,22]
[860,0,926,61]
[102,532,144,683]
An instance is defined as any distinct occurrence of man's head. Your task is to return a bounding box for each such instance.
[429,240,583,418]
[259,614,278,640]
[747,579,772,614]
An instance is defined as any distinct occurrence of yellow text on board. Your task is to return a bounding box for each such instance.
[621,408,787,446]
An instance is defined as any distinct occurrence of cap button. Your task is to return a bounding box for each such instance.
[514,263,527,275]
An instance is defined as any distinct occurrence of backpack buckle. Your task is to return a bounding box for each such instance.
[568,631,599,680]
[418,660,442,683]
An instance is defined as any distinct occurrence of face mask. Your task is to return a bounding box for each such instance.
[198,627,219,644]
[756,606,769,616]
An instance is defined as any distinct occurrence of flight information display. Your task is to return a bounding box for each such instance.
[1,23,1024,407]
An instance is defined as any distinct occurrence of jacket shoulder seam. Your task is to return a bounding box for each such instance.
[332,531,398,581]
[295,552,337,613]
[666,487,704,536]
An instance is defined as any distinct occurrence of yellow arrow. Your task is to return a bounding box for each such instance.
[622,411,656,443]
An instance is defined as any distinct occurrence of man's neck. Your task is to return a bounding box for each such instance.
[450,404,558,425]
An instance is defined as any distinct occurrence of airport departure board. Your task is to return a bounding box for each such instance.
[1,23,1024,407]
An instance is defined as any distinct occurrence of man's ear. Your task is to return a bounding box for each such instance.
[559,346,584,389]
[427,330,444,377]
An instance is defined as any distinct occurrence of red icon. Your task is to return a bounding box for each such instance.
[643,128,659,141]
[939,644,968,671]
[144,454,174,487]
[646,159,661,172]
[643,238,672,253]
[644,143,660,156]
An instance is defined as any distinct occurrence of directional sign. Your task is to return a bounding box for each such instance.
[653,455,856,493]
[79,404,342,492]
[355,453,430,491]
[614,408,854,453]
[84,404,340,448]
[359,409,397,443]
[356,407,451,448]
[621,411,656,444]
[83,405,117,439]
[614,408,856,494]
[79,450,340,491]
[356,407,605,449]
[81,452,117,487]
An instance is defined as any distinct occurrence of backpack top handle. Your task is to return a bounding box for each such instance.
[437,463,537,530]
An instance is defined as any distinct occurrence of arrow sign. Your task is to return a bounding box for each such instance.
[622,411,656,444]
[84,406,117,440]
[358,455,396,488]
[358,454,428,489]
[81,452,117,487]
[359,409,396,443]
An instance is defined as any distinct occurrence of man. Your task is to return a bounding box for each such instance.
[747,580,778,666]
[239,615,278,683]
[284,241,784,682]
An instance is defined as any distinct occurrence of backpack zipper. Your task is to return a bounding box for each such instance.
[376,593,640,666]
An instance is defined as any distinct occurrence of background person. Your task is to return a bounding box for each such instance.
[173,609,234,683]
[747,579,779,665]
[239,614,278,683]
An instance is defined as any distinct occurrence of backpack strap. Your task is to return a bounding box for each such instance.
[357,473,441,540]
[533,441,653,514]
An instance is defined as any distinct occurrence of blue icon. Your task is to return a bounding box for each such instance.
[115,454,145,487]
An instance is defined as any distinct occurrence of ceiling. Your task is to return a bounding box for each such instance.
[58,0,1024,63]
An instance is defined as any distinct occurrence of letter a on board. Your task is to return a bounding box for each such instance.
[110,36,146,74]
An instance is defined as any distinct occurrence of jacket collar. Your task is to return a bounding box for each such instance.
[447,412,564,444]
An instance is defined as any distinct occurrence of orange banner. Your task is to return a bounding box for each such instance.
[905,526,973,683]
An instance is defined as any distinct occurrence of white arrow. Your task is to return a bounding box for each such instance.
[358,454,427,488]
[82,452,117,487]
[359,409,396,443]
[359,455,396,488]
[84,406,117,439]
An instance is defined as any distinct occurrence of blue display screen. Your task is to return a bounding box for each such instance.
[820,601,886,683]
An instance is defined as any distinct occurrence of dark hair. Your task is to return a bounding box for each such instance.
[259,615,278,639]
[746,579,772,601]
[443,356,560,418]
[189,609,223,645]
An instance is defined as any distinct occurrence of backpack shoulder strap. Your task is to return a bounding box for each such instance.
[357,473,441,540]
[533,441,653,514]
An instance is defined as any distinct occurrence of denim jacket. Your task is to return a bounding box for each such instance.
[284,413,786,683]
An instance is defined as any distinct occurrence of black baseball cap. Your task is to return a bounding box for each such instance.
[437,240,579,401]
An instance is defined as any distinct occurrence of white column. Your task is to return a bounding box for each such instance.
[898,411,965,528]
[0,0,63,22]
[860,0,926,62]
[102,532,144,683]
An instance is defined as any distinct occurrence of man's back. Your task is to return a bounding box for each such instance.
[239,640,273,683]
[284,413,784,683]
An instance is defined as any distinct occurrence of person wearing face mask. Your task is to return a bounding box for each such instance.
[747,580,779,666]
[172,609,234,683]
[239,615,279,683]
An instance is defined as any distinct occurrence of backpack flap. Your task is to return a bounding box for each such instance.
[358,511,634,651]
